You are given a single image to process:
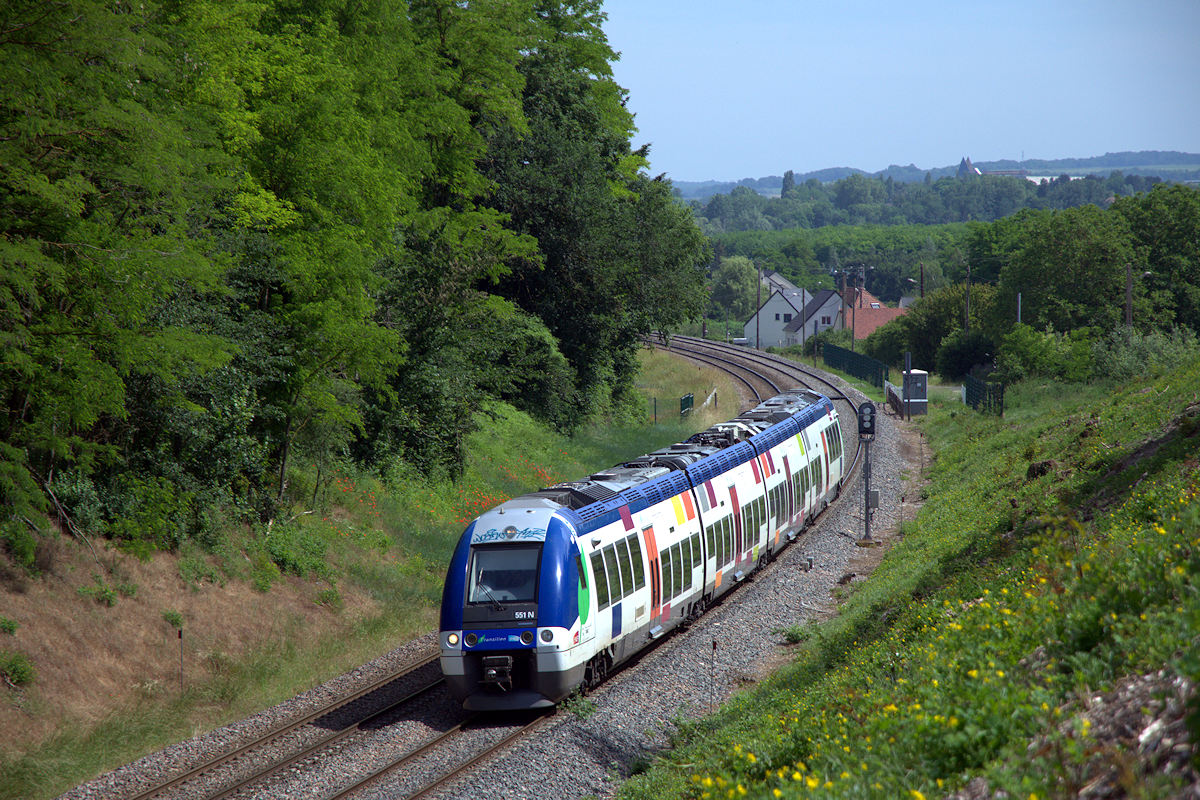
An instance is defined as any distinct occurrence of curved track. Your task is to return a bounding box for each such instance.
[649,334,865,481]
[127,653,442,800]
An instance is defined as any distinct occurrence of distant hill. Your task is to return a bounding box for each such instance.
[671,150,1200,201]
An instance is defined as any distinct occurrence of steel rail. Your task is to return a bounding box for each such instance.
[207,676,447,800]
[126,652,440,800]
[324,711,551,800]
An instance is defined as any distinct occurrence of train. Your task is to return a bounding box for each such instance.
[438,390,845,710]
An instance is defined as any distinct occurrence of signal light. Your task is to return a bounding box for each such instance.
[857,401,876,437]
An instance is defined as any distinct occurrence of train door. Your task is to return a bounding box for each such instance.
[728,485,742,559]
[643,525,661,622]
[588,548,614,646]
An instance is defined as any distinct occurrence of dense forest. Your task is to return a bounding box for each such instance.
[0,0,708,566]
[694,170,1166,233]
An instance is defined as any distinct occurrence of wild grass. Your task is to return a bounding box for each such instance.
[0,349,733,800]
[617,357,1200,799]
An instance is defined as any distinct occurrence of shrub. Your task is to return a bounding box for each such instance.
[935,328,995,379]
[265,523,329,578]
[1091,326,1199,381]
[0,520,37,571]
[0,616,16,635]
[162,609,184,629]
[0,650,34,687]
[106,475,194,559]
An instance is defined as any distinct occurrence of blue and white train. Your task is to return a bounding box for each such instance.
[439,390,845,710]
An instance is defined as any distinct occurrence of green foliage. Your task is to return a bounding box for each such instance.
[77,575,134,607]
[106,477,194,559]
[0,651,35,687]
[709,256,758,319]
[264,524,329,579]
[934,329,996,379]
[0,617,16,635]
[0,522,37,572]
[161,610,184,629]
[1090,326,1199,382]
[563,690,599,719]
[618,355,1200,800]
[995,324,1096,382]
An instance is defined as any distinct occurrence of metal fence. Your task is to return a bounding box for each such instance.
[963,375,1005,415]
[822,343,890,388]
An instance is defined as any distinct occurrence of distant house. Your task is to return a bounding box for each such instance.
[783,289,844,346]
[742,288,812,348]
[842,287,907,340]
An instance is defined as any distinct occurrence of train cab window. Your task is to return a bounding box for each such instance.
[575,555,587,588]
[591,551,610,610]
[469,545,540,604]
[616,538,635,596]
[627,535,646,589]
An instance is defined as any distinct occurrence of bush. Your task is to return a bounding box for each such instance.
[1091,326,1199,381]
[0,650,34,687]
[265,523,329,578]
[995,324,1095,382]
[0,616,17,635]
[934,328,995,379]
[106,476,195,559]
[0,521,37,571]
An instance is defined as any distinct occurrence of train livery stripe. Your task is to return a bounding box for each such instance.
[671,496,686,527]
[750,457,761,484]
[682,490,696,520]
[705,480,718,508]
[619,505,634,531]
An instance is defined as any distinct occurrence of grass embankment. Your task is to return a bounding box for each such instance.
[619,358,1200,799]
[0,350,737,800]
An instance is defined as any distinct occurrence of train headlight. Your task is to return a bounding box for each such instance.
[520,630,535,645]
[446,632,460,647]
[539,629,553,643]
[465,632,479,647]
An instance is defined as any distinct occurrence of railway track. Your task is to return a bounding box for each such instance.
[649,333,867,481]
[111,338,878,800]
[127,653,443,800]
[325,710,551,800]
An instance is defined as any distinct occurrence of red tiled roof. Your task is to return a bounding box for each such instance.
[841,288,908,339]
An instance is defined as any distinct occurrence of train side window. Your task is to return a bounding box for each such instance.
[690,532,701,568]
[681,537,692,576]
[676,544,686,594]
[706,526,715,559]
[591,551,609,610]
[616,538,635,597]
[603,545,623,603]
[627,535,646,589]
[662,547,674,600]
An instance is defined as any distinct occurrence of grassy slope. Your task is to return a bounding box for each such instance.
[619,358,1200,799]
[0,349,738,800]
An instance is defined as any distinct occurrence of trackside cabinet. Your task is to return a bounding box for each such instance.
[903,369,928,415]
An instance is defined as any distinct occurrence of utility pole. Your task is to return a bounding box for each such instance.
[755,262,761,348]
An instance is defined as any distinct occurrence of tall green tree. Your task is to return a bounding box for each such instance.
[994,205,1132,334]
[0,2,230,537]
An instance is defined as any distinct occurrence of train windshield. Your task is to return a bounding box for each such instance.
[468,545,540,604]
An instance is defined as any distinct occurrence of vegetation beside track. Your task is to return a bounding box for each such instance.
[619,357,1200,799]
[0,352,736,800]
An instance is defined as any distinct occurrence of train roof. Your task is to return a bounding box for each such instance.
[481,390,834,532]
[548,389,834,534]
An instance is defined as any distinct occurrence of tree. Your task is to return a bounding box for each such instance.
[1112,184,1200,334]
[781,170,796,199]
[710,256,759,320]
[995,205,1132,334]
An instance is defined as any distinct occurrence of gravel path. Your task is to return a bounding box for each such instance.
[63,373,909,800]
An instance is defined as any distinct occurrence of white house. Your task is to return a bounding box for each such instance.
[783,289,844,347]
[743,289,812,348]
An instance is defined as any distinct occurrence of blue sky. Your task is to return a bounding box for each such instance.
[600,0,1200,181]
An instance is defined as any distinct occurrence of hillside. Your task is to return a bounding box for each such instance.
[619,358,1200,798]
[672,150,1200,200]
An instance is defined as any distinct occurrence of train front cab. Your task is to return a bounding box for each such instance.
[439,510,586,710]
